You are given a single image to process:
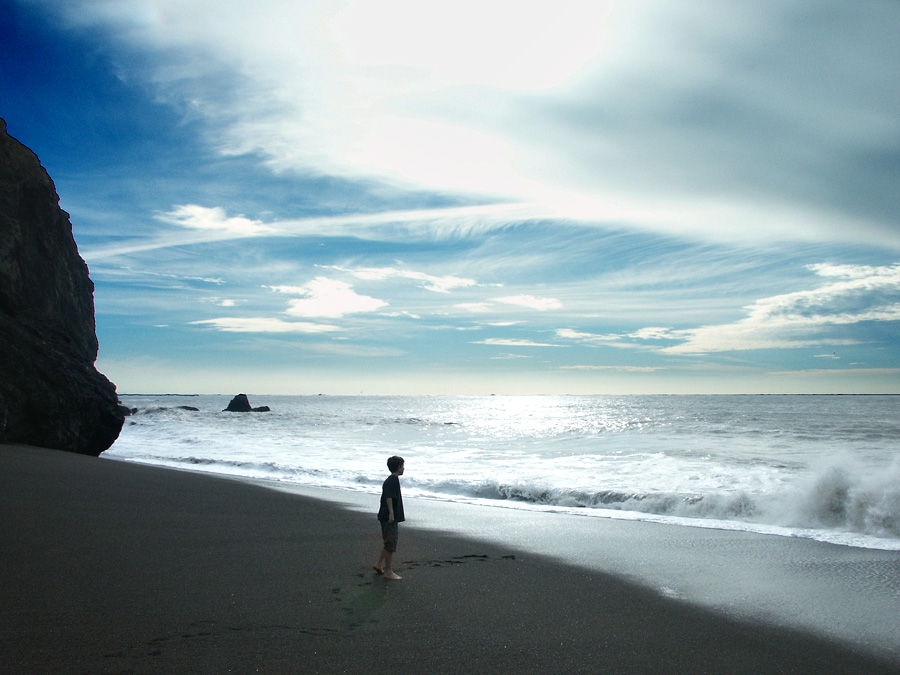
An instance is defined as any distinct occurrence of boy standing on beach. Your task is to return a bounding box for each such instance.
[374,455,405,580]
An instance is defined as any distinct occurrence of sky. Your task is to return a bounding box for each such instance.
[2,0,899,395]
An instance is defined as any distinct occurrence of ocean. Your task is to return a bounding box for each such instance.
[108,393,900,551]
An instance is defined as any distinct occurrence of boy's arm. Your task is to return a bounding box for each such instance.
[386,497,395,523]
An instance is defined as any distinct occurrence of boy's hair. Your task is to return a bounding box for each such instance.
[387,455,405,473]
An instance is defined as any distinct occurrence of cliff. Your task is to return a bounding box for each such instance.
[0,119,124,455]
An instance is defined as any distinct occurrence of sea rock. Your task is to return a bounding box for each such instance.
[0,119,124,455]
[223,394,270,412]
[224,394,253,412]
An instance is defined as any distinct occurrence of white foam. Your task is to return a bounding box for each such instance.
[109,394,900,549]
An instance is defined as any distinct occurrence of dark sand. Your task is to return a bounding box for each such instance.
[2,443,897,674]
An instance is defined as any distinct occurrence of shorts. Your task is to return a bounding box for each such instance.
[380,521,399,552]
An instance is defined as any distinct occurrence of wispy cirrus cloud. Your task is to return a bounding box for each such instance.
[80,201,550,262]
[327,265,478,293]
[19,0,900,394]
[190,317,340,333]
[453,295,563,315]
[42,0,900,248]
[661,264,900,354]
[200,297,239,308]
[473,338,564,347]
[629,327,684,341]
[561,365,661,372]
[548,264,900,358]
[496,295,563,311]
[556,328,622,343]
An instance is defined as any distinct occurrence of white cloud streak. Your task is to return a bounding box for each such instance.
[561,365,660,372]
[80,202,550,262]
[556,328,626,342]
[328,265,478,293]
[158,204,274,235]
[190,317,341,333]
[661,264,900,354]
[474,338,564,347]
[496,295,563,311]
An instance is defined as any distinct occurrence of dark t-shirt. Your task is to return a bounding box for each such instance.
[377,474,405,523]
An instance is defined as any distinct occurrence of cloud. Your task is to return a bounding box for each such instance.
[381,311,421,320]
[660,263,900,354]
[25,1,900,395]
[454,296,563,316]
[456,303,496,313]
[328,265,478,293]
[496,295,563,311]
[48,0,900,248]
[190,317,340,333]
[556,328,624,342]
[273,202,548,241]
[81,201,550,262]
[159,204,274,236]
[279,277,388,318]
[200,297,238,307]
[560,365,660,372]
[629,327,684,341]
[267,285,307,294]
[473,338,563,347]
[770,368,900,378]
[554,328,649,350]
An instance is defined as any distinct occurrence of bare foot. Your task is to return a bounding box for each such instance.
[373,565,384,574]
[383,571,403,580]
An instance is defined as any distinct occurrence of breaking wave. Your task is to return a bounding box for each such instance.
[407,457,900,541]
[109,393,900,549]
[121,450,900,543]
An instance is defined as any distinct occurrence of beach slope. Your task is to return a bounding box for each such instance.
[1,443,896,674]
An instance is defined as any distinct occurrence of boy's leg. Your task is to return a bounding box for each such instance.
[383,550,401,580]
[381,522,402,580]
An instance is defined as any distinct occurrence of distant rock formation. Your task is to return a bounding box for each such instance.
[223,394,270,412]
[0,119,124,455]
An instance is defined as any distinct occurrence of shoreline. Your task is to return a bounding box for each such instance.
[3,443,899,673]
[104,451,900,553]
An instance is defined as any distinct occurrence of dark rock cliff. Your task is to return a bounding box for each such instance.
[0,119,124,455]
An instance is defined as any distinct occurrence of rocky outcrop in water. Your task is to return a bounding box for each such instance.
[0,119,124,455]
[223,394,270,412]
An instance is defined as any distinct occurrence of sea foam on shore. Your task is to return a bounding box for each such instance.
[110,394,900,549]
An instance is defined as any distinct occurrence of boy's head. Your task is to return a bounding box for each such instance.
[387,455,405,473]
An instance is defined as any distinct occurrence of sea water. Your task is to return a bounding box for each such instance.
[108,394,900,551]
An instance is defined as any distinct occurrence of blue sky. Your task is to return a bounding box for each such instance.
[3,0,899,394]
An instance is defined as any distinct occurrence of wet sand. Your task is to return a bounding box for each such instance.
[2,443,897,674]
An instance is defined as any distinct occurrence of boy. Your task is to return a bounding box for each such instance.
[374,455,405,580]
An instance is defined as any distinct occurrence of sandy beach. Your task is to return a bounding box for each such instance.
[2,443,898,674]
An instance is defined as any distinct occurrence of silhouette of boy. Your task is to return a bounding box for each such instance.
[374,455,405,580]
